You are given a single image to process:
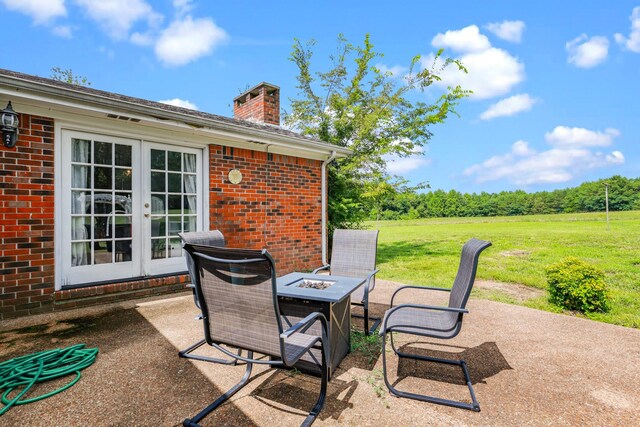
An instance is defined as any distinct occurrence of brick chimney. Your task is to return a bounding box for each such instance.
[233,82,280,126]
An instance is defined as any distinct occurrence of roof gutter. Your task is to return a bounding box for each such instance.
[321,150,338,265]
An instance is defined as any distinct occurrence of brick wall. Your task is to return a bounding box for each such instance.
[1,113,56,319]
[209,146,323,273]
[0,114,325,320]
[53,275,189,311]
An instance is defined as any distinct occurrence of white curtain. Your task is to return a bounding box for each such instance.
[71,139,90,266]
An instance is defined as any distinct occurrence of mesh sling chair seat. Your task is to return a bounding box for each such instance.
[181,244,329,427]
[178,231,238,364]
[379,238,491,412]
[313,229,380,335]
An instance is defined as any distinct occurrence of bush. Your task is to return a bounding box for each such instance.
[546,257,610,313]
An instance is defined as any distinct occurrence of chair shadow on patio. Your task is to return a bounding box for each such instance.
[393,341,512,386]
[251,369,358,421]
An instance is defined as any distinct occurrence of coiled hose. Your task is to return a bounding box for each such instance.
[0,343,98,416]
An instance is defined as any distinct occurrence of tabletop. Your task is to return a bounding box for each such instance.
[276,272,365,303]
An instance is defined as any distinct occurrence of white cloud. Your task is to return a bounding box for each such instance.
[1,0,66,24]
[606,151,625,163]
[566,34,609,68]
[130,31,154,46]
[425,47,525,99]
[385,147,429,175]
[386,156,431,174]
[73,0,162,40]
[385,145,430,174]
[159,98,199,110]
[154,16,228,66]
[614,6,640,52]
[376,64,408,78]
[52,25,73,38]
[427,25,525,99]
[480,93,536,120]
[511,139,536,156]
[173,0,194,18]
[544,126,620,147]
[431,25,491,53]
[464,127,624,185]
[485,20,525,43]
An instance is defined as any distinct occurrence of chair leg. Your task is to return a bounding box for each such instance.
[178,339,240,365]
[381,331,480,412]
[183,352,255,427]
[352,305,382,336]
[301,340,328,427]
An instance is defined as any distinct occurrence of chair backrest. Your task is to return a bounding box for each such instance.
[448,238,492,309]
[184,244,284,358]
[330,229,379,279]
[179,231,226,285]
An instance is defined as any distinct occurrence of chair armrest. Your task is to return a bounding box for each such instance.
[390,285,451,307]
[312,264,330,274]
[362,268,381,301]
[280,312,328,340]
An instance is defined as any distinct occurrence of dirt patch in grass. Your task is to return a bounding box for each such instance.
[499,250,531,257]
[475,280,545,302]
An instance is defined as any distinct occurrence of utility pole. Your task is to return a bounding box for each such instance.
[604,182,610,231]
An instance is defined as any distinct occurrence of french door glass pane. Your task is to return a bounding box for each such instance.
[115,144,132,166]
[151,149,165,169]
[115,168,132,190]
[72,166,91,189]
[72,139,91,163]
[70,138,132,267]
[149,148,197,260]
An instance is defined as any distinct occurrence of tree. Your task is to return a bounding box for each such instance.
[285,34,469,232]
[50,67,91,86]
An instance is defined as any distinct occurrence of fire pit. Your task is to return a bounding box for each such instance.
[294,279,335,290]
[277,273,365,379]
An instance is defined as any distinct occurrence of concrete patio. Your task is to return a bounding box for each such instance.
[1,280,639,426]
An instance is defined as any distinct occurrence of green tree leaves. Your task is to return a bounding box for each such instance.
[50,67,91,86]
[367,175,640,220]
[286,34,469,231]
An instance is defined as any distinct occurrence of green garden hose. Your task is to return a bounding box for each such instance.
[0,343,98,416]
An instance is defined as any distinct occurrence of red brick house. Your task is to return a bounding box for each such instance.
[0,69,349,319]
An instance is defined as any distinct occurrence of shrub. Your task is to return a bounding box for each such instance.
[546,257,610,313]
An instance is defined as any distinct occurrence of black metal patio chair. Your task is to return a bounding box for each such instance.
[178,231,237,364]
[313,229,380,335]
[181,244,329,427]
[379,238,492,411]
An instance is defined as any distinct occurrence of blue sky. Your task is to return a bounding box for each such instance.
[2,0,639,194]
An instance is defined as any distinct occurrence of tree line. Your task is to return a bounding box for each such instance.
[368,175,640,220]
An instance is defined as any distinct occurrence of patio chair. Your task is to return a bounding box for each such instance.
[379,238,491,412]
[181,244,329,427]
[178,231,237,365]
[313,229,380,335]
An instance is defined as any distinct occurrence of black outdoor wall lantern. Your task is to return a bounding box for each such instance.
[2,101,19,148]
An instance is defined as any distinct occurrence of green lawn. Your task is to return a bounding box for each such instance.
[366,211,640,328]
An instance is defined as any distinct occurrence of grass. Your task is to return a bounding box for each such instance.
[366,210,640,328]
[350,329,382,364]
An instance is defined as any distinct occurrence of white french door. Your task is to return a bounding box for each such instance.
[143,142,202,275]
[60,130,202,286]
